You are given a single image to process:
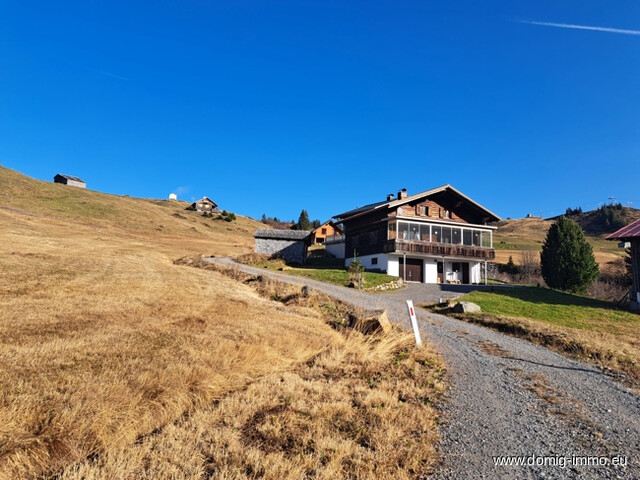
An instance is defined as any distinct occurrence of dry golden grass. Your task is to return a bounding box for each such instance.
[494,217,625,273]
[0,166,444,479]
[56,329,445,480]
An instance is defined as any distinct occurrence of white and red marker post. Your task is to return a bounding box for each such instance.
[406,300,422,346]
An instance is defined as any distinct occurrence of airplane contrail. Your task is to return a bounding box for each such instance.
[519,20,640,36]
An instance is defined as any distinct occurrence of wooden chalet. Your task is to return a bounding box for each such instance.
[311,221,343,244]
[333,186,500,284]
[606,219,640,311]
[53,174,86,188]
[189,197,220,213]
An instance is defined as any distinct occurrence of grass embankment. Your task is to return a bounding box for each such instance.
[426,287,640,388]
[59,263,446,479]
[237,254,399,289]
[0,166,444,479]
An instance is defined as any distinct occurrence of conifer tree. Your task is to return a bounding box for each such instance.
[540,216,599,293]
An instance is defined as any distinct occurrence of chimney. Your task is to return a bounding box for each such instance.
[386,193,395,201]
[397,188,407,200]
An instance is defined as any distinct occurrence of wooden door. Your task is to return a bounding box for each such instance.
[400,258,423,282]
[462,263,470,284]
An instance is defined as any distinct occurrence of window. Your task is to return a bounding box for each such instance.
[442,227,452,244]
[481,231,492,248]
[463,229,472,246]
[420,224,430,242]
[399,222,409,240]
[371,257,378,265]
[321,228,327,235]
[409,223,420,240]
[432,227,441,243]
[417,205,429,216]
[452,228,462,244]
[388,222,397,240]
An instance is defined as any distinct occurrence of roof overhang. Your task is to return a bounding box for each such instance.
[333,185,501,224]
[606,219,640,241]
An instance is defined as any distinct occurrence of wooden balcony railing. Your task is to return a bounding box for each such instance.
[383,239,496,260]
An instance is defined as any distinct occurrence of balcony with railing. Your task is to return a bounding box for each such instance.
[383,239,496,260]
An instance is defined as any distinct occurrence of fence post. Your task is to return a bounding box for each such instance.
[406,300,422,346]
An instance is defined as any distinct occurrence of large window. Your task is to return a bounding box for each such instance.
[395,221,492,247]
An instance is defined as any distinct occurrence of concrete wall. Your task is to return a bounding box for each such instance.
[325,241,345,259]
[345,253,391,273]
[255,238,306,264]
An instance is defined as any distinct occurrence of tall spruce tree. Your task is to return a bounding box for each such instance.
[295,209,311,230]
[540,216,599,293]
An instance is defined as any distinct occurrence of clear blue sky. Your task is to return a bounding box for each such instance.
[1,1,639,222]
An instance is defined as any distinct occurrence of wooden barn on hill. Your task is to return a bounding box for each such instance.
[189,197,220,213]
[607,219,640,311]
[53,174,86,188]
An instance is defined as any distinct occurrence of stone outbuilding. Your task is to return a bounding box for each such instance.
[254,229,311,264]
[53,174,86,188]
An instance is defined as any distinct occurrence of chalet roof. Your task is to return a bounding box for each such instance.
[333,185,501,223]
[254,229,311,240]
[55,174,86,183]
[606,219,640,241]
[311,220,343,234]
[196,197,217,205]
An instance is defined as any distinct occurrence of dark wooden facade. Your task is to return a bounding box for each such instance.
[336,185,499,263]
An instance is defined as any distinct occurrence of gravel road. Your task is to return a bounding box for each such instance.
[205,258,640,479]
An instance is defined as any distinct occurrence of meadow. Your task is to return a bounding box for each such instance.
[0,166,443,479]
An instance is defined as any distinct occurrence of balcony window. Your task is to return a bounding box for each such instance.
[432,226,441,242]
[463,229,472,246]
[399,222,409,240]
[452,227,462,244]
[420,224,430,242]
[481,231,492,248]
[441,227,452,244]
[409,223,420,240]
[472,230,481,246]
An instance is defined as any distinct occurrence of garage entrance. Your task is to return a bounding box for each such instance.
[399,257,423,282]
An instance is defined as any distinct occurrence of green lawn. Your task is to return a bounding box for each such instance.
[284,267,398,289]
[458,288,638,334]
[430,286,640,388]
[238,256,398,289]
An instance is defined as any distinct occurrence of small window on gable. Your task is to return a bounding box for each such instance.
[371,257,378,265]
[417,205,429,216]
[443,210,450,219]
[321,228,327,234]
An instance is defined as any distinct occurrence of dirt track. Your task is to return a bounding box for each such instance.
[206,258,640,479]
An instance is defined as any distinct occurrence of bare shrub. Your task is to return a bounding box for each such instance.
[586,279,629,303]
[518,250,541,285]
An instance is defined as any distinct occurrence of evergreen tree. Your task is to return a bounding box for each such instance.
[540,216,599,293]
[506,255,518,275]
[296,209,311,230]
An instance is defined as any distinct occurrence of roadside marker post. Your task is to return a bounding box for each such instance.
[406,300,422,346]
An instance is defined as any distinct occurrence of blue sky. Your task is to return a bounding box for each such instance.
[1,1,639,222]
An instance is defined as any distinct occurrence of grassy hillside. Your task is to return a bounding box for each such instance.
[0,166,443,479]
[493,208,639,272]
